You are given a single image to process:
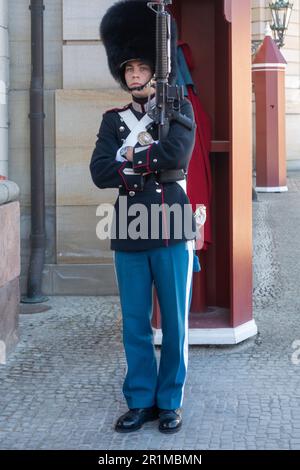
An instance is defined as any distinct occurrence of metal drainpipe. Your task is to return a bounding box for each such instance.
[21,0,48,304]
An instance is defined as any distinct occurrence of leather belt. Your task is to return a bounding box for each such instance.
[118,169,186,196]
[145,169,186,184]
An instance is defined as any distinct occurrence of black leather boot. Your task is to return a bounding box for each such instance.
[158,408,182,434]
[115,406,159,433]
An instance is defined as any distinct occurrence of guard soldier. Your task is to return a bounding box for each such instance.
[90,0,199,434]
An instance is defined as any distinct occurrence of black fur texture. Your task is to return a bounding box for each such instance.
[100,0,178,90]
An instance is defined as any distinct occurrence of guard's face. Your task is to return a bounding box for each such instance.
[124,60,155,98]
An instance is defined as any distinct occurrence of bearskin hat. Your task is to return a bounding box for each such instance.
[100,0,178,91]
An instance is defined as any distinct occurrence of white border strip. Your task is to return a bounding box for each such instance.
[256,186,288,193]
[252,63,286,69]
[153,319,258,345]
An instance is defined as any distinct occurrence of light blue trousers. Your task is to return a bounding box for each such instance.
[114,240,197,410]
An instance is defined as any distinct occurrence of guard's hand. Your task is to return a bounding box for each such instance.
[126,147,134,162]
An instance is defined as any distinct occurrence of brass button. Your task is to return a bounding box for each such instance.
[129,191,135,197]
[119,126,125,132]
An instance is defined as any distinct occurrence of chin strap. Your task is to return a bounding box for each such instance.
[128,76,156,92]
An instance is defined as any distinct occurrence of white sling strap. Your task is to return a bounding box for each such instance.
[118,108,154,147]
[116,108,187,194]
[118,109,139,132]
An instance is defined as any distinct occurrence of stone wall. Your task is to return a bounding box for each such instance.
[52,0,123,294]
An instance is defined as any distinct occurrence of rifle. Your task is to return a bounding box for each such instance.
[147,0,194,141]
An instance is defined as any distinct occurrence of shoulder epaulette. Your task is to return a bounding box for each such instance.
[105,103,131,114]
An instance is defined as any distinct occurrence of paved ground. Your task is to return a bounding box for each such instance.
[0,172,300,450]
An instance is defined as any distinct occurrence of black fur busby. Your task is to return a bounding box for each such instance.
[100,0,178,91]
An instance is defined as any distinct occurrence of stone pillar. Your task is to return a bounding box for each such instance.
[0,0,9,178]
[0,180,20,364]
[0,3,20,363]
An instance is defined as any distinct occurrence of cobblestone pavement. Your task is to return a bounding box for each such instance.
[0,172,300,450]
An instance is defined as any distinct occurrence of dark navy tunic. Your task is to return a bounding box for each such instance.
[89,98,196,251]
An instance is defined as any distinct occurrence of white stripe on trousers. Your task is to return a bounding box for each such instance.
[180,239,194,407]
